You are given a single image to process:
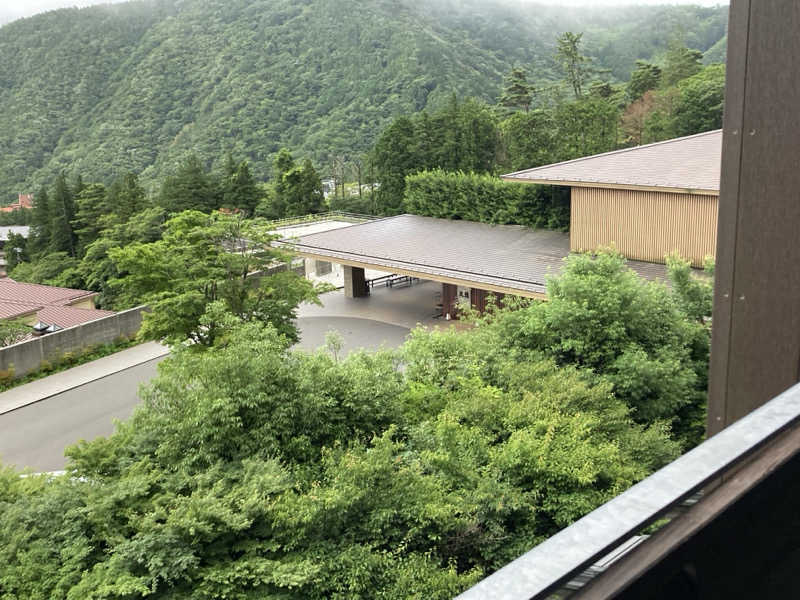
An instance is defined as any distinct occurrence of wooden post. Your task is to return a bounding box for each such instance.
[343,266,367,298]
[707,0,800,436]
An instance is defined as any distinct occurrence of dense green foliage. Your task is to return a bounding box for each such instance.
[0,0,726,196]
[108,211,322,345]
[0,251,715,597]
[501,252,712,447]
[405,170,569,230]
[0,254,698,596]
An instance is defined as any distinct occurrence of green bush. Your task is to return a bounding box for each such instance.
[404,169,570,230]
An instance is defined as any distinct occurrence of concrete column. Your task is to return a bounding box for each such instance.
[343,265,368,298]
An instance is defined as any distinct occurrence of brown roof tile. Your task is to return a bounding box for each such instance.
[36,305,116,329]
[0,279,95,306]
[503,129,721,193]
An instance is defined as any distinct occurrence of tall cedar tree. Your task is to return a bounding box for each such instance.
[72,182,108,254]
[159,154,220,214]
[49,172,77,257]
[499,67,534,112]
[29,185,51,256]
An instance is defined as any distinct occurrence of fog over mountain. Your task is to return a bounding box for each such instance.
[0,0,729,25]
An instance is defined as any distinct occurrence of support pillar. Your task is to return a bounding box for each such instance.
[343,265,368,298]
[707,0,800,436]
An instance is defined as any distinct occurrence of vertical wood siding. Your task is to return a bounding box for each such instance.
[570,187,718,266]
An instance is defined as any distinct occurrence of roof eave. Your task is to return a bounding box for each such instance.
[500,176,719,196]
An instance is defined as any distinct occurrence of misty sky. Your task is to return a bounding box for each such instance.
[0,0,729,24]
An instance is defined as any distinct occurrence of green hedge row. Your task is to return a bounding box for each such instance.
[403,169,570,230]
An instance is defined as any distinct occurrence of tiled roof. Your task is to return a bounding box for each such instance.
[503,129,722,193]
[284,214,670,295]
[36,305,116,329]
[0,279,95,306]
[0,300,41,320]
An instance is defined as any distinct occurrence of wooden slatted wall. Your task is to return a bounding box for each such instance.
[570,187,718,266]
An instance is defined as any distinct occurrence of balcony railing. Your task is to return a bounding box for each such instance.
[455,381,800,599]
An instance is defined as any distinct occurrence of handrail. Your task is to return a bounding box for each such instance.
[266,211,378,230]
[455,381,800,600]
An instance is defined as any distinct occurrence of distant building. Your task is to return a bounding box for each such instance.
[0,279,114,335]
[503,130,721,267]
[0,194,34,213]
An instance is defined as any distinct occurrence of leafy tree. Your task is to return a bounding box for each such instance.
[555,31,592,98]
[627,60,661,101]
[508,251,710,447]
[261,149,324,218]
[4,232,28,272]
[10,251,83,289]
[79,207,167,308]
[0,308,680,598]
[498,66,534,112]
[672,63,725,136]
[0,318,30,347]
[108,211,322,345]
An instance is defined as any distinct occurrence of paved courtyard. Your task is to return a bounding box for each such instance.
[295,279,456,355]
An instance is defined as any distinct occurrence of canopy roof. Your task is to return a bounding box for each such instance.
[283,214,670,298]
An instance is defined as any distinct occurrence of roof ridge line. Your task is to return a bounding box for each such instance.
[502,129,722,178]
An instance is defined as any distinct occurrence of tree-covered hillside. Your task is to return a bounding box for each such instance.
[0,0,727,198]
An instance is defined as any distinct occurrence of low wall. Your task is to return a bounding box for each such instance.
[0,306,146,379]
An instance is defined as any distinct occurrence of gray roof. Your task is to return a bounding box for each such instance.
[284,214,670,296]
[503,129,721,194]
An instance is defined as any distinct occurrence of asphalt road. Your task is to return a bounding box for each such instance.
[0,316,412,473]
[0,358,163,472]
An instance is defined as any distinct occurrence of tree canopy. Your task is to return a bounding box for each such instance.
[0,254,695,596]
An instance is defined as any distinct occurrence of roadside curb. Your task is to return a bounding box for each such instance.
[0,342,169,416]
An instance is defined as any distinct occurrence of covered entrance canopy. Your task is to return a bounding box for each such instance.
[280,214,670,312]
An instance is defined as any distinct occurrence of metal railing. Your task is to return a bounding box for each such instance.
[266,211,380,230]
[455,381,800,600]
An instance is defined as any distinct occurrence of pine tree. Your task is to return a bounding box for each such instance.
[555,31,591,98]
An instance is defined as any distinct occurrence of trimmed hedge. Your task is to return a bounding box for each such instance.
[404,169,570,230]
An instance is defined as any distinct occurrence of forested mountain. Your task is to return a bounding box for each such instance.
[0,0,727,199]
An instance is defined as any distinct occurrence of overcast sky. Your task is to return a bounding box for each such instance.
[0,0,728,25]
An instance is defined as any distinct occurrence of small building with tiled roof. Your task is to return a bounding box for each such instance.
[0,279,114,333]
[503,130,722,267]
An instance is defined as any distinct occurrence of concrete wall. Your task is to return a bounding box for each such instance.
[0,306,146,379]
[571,187,718,267]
